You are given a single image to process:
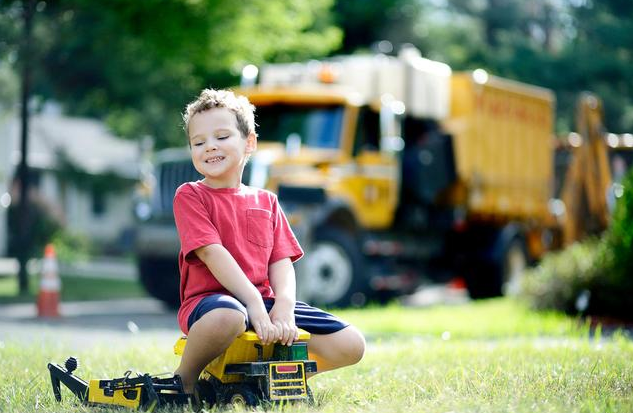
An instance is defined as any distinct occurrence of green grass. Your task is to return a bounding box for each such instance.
[1,299,631,413]
[0,273,147,304]
[330,298,588,339]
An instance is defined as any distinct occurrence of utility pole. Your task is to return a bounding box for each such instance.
[17,0,35,295]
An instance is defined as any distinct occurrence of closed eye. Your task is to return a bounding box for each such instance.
[193,142,204,146]
[217,136,229,140]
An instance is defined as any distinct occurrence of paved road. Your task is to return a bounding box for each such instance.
[0,298,181,351]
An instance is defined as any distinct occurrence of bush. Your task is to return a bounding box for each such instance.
[522,167,633,320]
[7,199,61,261]
[50,230,93,263]
[590,165,633,317]
[520,238,606,314]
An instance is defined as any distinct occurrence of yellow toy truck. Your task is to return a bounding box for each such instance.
[174,329,316,407]
[47,329,316,410]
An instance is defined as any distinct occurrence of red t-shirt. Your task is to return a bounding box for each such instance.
[173,181,303,334]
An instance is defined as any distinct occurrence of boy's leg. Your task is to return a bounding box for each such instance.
[307,325,365,373]
[175,308,246,393]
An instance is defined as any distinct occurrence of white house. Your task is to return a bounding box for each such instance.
[1,106,140,256]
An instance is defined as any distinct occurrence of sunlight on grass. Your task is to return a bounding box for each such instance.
[306,335,633,413]
[1,299,631,413]
[331,298,586,339]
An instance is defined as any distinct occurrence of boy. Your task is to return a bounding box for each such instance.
[173,88,365,394]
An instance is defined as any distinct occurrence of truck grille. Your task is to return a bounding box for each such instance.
[152,161,201,217]
[268,363,307,400]
[151,160,253,219]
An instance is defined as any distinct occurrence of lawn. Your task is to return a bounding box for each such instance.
[0,273,147,304]
[1,299,632,413]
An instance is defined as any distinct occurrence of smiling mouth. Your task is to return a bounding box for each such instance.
[205,156,225,163]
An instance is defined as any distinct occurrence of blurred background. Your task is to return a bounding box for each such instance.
[0,0,632,321]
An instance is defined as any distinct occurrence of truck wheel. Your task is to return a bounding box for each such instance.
[137,257,180,308]
[465,234,528,299]
[222,383,259,407]
[299,227,366,307]
[193,379,218,410]
[500,237,528,296]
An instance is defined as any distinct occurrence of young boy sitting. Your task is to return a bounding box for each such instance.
[173,88,366,394]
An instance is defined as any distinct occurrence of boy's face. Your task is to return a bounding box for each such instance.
[188,107,256,188]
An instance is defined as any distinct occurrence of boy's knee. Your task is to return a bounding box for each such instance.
[197,308,246,337]
[343,327,366,364]
[326,326,365,366]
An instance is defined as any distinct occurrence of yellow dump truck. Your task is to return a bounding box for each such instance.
[133,48,628,307]
[230,50,560,303]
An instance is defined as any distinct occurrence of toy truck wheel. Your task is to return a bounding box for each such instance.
[222,384,259,407]
[300,226,367,307]
[137,257,180,308]
[193,379,218,409]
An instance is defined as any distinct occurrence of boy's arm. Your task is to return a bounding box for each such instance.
[195,244,277,344]
[268,258,299,346]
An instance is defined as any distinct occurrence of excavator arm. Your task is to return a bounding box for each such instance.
[560,93,612,245]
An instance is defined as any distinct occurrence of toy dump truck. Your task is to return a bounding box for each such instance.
[133,47,630,307]
[174,329,316,406]
[48,329,316,410]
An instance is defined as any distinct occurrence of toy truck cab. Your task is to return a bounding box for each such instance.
[174,329,317,406]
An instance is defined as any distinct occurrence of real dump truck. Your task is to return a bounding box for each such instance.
[133,47,629,307]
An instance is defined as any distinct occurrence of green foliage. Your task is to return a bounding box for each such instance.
[592,165,633,316]
[522,167,633,320]
[50,230,93,264]
[4,0,633,143]
[7,195,62,261]
[520,238,606,314]
[24,0,341,148]
[54,150,135,195]
[334,0,425,53]
[6,200,95,264]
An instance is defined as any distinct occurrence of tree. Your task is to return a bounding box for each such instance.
[558,0,633,132]
[9,0,341,148]
[333,0,425,53]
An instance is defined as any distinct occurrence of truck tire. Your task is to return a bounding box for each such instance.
[465,233,528,299]
[221,383,259,406]
[137,257,180,308]
[499,236,528,296]
[194,378,218,409]
[298,226,367,308]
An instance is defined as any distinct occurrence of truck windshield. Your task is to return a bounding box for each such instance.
[256,104,344,149]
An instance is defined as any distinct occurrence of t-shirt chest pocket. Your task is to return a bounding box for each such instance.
[246,208,273,248]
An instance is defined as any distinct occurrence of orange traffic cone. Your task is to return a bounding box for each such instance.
[37,243,61,317]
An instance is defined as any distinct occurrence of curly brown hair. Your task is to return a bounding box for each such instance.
[182,88,256,139]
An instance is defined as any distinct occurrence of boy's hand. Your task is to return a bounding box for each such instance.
[269,299,298,346]
[247,302,278,345]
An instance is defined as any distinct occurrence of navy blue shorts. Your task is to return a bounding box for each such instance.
[187,294,349,335]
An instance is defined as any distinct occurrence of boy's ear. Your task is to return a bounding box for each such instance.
[245,132,257,154]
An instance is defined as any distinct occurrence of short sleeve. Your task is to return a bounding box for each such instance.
[269,194,304,264]
[173,183,222,263]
